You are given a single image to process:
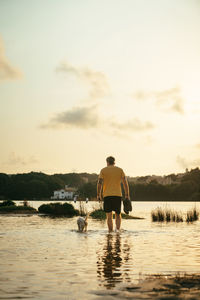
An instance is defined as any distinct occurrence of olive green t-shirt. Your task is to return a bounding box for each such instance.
[99,165,125,197]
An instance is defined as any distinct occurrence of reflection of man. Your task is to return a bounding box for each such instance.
[97,234,122,289]
[96,233,131,289]
[97,156,130,232]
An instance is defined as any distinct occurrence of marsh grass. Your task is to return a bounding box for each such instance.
[151,207,183,222]
[78,201,87,216]
[186,207,199,223]
[152,207,199,223]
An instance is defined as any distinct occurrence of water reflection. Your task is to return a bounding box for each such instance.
[96,233,132,289]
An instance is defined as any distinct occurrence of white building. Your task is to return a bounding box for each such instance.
[51,185,77,200]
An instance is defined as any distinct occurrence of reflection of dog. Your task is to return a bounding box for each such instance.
[77,215,88,232]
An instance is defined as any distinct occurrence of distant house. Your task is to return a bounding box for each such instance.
[51,185,77,200]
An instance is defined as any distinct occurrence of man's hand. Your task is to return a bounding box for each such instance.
[122,176,130,200]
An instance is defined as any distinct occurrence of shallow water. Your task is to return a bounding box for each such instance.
[1,201,200,299]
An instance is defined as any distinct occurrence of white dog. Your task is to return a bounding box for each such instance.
[77,215,88,232]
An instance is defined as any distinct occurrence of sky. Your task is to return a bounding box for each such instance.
[0,0,200,177]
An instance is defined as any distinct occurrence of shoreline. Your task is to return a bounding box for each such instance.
[95,274,200,299]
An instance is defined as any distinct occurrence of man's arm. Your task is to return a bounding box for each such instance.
[97,178,103,201]
[122,176,130,199]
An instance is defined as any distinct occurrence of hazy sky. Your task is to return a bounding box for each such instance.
[0,0,200,176]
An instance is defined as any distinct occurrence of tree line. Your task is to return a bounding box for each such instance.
[0,168,200,201]
[0,172,97,200]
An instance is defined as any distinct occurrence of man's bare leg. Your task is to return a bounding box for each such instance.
[115,213,121,231]
[106,212,113,232]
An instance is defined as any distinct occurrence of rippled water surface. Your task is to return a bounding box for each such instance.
[1,201,200,299]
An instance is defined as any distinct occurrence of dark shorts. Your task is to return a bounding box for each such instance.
[103,196,122,214]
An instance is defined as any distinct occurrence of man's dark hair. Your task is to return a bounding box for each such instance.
[106,156,115,165]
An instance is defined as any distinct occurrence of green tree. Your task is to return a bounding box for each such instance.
[78,182,97,199]
[0,173,11,199]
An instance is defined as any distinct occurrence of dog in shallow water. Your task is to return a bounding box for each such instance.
[77,215,88,232]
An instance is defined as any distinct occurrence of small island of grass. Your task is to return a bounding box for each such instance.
[90,209,144,220]
[0,200,37,214]
[38,202,79,217]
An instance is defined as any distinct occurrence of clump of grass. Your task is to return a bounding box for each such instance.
[151,207,183,223]
[165,210,171,222]
[38,202,78,217]
[172,212,184,222]
[0,199,37,214]
[0,200,16,207]
[151,208,164,222]
[151,207,200,223]
[186,208,199,223]
[90,209,106,220]
[0,205,37,214]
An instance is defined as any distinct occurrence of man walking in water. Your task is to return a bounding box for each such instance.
[97,156,130,232]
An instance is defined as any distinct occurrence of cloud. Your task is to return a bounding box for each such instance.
[4,152,38,166]
[56,62,109,100]
[133,86,184,114]
[177,155,200,170]
[133,90,148,101]
[41,104,155,137]
[110,118,154,131]
[0,36,22,81]
[41,105,99,129]
[153,87,184,114]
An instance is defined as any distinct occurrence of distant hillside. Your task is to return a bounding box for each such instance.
[0,172,98,200]
[0,168,200,201]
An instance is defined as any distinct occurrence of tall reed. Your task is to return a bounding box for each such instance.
[151,207,199,223]
[186,208,199,223]
[78,201,87,216]
[151,207,183,222]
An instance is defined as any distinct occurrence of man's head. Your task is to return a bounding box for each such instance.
[106,156,115,166]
